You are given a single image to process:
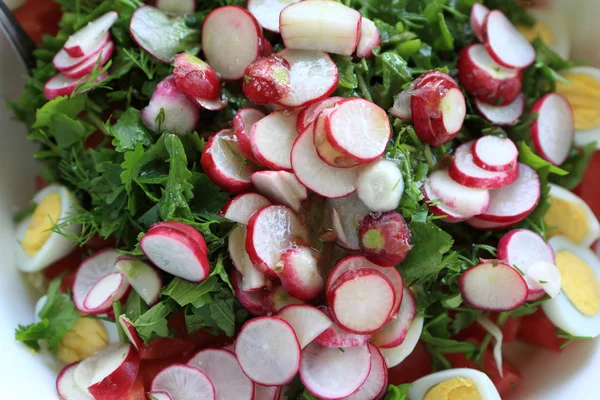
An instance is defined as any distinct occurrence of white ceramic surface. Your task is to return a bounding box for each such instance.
[0,1,598,399]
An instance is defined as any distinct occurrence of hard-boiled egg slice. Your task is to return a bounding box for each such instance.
[15,185,82,272]
[555,66,600,149]
[543,184,600,248]
[407,368,501,400]
[517,8,570,60]
[543,236,600,338]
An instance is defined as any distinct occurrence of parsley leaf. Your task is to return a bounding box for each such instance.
[109,107,153,152]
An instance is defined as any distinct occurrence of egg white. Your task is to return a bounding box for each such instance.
[528,8,571,60]
[379,316,423,368]
[15,185,82,272]
[408,368,501,400]
[549,183,600,248]
[543,236,600,338]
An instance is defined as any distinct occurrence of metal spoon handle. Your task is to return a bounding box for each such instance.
[0,1,36,74]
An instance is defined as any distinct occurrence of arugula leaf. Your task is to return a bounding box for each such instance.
[134,300,176,342]
[124,290,150,321]
[384,383,411,400]
[162,276,219,307]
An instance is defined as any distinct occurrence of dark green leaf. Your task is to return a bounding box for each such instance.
[109,108,153,152]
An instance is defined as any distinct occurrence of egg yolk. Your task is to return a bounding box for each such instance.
[22,193,61,257]
[423,377,482,400]
[517,21,555,45]
[556,73,600,130]
[556,251,600,316]
[544,197,590,244]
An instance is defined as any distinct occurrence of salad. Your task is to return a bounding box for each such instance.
[9,0,600,399]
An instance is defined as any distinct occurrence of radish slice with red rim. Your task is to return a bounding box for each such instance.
[531,93,575,166]
[470,3,489,42]
[148,391,173,400]
[472,136,519,172]
[151,364,215,400]
[263,284,305,313]
[44,71,108,100]
[115,256,162,306]
[63,40,114,79]
[231,269,267,316]
[233,108,265,161]
[459,260,528,311]
[279,246,324,300]
[299,342,371,399]
[342,344,388,400]
[276,304,333,348]
[219,193,272,225]
[250,111,299,171]
[484,10,536,69]
[426,169,490,216]
[389,86,413,120]
[118,315,143,350]
[83,271,129,311]
[422,180,472,223]
[64,11,118,57]
[526,261,562,298]
[247,0,301,32]
[53,33,110,71]
[314,107,361,167]
[188,349,254,400]
[314,316,371,348]
[371,288,417,349]
[235,317,301,386]
[73,249,123,314]
[254,384,282,400]
[465,217,515,231]
[156,0,195,13]
[194,96,228,111]
[229,225,266,291]
[297,96,344,133]
[251,170,308,212]
[148,221,208,253]
[475,94,525,127]
[355,17,380,58]
[328,193,371,251]
[378,316,424,368]
[57,363,93,400]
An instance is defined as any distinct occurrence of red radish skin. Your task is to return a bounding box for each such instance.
[297,96,344,133]
[63,40,114,79]
[260,36,273,57]
[156,0,196,13]
[356,17,380,58]
[56,363,93,400]
[254,384,282,400]
[188,349,254,400]
[450,140,518,189]
[280,0,361,56]
[465,217,515,231]
[378,316,424,368]
[232,108,266,162]
[371,288,417,349]
[242,55,291,105]
[315,317,371,348]
[470,3,490,42]
[83,271,129,311]
[483,10,536,69]
[530,93,575,166]
[228,225,266,291]
[251,171,307,212]
[118,315,143,350]
[342,344,388,400]
[44,71,108,100]
[300,342,371,399]
[279,246,324,301]
[314,107,361,168]
[328,268,396,334]
[459,261,528,311]
[263,284,305,313]
[194,95,228,111]
[425,169,490,217]
[73,249,123,314]
[53,33,110,71]
[276,49,339,108]
[148,221,208,254]
[151,364,216,400]
[475,94,525,127]
[476,163,540,224]
[250,110,298,170]
[115,256,162,306]
[232,269,267,316]
[359,211,412,267]
[64,11,118,57]
[173,53,221,100]
[328,193,371,251]
[472,136,519,172]
[201,129,257,193]
[219,193,271,225]
[202,6,263,80]
[457,44,522,106]
[422,180,472,223]
[276,304,333,348]
[247,0,301,32]
[235,317,301,385]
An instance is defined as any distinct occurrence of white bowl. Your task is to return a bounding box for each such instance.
[1,1,599,398]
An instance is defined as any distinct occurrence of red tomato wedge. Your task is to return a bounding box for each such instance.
[455,314,522,343]
[118,377,145,400]
[574,151,600,219]
[14,0,62,45]
[387,341,433,385]
[43,248,87,281]
[517,308,567,351]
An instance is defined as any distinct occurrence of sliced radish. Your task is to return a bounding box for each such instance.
[359,211,412,267]
[57,363,93,400]
[483,10,536,69]
[140,226,210,283]
[476,163,540,224]
[202,6,262,79]
[526,290,547,302]
[450,140,518,189]
[64,11,118,57]
[470,3,489,42]
[201,129,257,193]
[472,136,519,172]
[229,225,267,291]
[53,33,110,71]
[277,304,333,348]
[115,256,162,306]
[248,0,301,32]
[250,111,299,170]
[151,364,215,400]
[232,269,267,316]
[263,284,305,313]
[173,53,221,101]
[459,260,528,311]
[148,221,208,253]
[74,343,140,400]
[141,75,199,135]
[425,169,490,216]
[242,55,292,105]
[233,108,266,161]
[342,344,388,400]
[371,288,417,349]
[118,315,143,350]
[422,180,472,223]
[219,193,272,225]
[526,261,562,298]
[83,271,129,311]
[291,125,360,198]
[457,44,522,106]
[194,96,228,111]
[279,246,324,300]
[356,17,380,58]
[279,0,361,56]
[530,93,574,166]
[299,342,371,399]
[148,391,173,400]
[156,0,195,13]
[378,316,423,368]
[44,71,108,100]
[328,268,396,334]
[73,249,123,314]
[297,96,343,133]
[313,107,361,168]
[465,217,515,231]
[188,349,254,400]
[245,205,309,277]
[235,317,301,385]
[314,315,371,348]
[254,384,282,400]
[388,87,413,120]
[251,171,307,212]
[475,94,525,127]
[63,40,114,79]
[328,193,371,251]
[277,49,338,108]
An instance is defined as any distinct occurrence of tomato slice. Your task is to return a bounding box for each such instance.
[387,341,433,385]
[43,248,87,281]
[13,0,62,45]
[574,151,600,219]
[118,377,145,400]
[517,308,566,351]
[455,314,522,343]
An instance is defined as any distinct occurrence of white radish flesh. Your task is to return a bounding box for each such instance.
[57,363,93,400]
[251,171,308,213]
[470,3,489,42]
[279,0,361,56]
[64,12,118,57]
[476,316,504,377]
[188,349,254,400]
[526,261,562,298]
[426,169,490,216]
[422,180,472,222]
[314,107,361,168]
[202,6,262,79]
[83,271,129,311]
[232,270,266,316]
[219,193,271,225]
[297,96,343,133]
[115,256,162,305]
[459,261,528,311]
[279,246,324,300]
[151,364,215,400]
[388,86,413,120]
[342,344,388,400]
[233,108,265,161]
[156,0,195,13]
[530,93,575,166]
[148,392,173,400]
[300,342,371,399]
[371,288,417,349]
[43,71,108,101]
[475,94,525,127]
[194,96,228,111]
[314,317,371,348]
[263,284,305,313]
[118,315,143,350]
[255,385,282,400]
[277,304,333,348]
[53,33,110,71]
[484,10,536,69]
[149,221,208,254]
[355,18,380,58]
[73,249,123,314]
[250,111,299,171]
[472,136,519,172]
[328,193,371,250]
[277,49,338,108]
[379,316,424,368]
[235,317,301,385]
[63,40,114,79]
[248,0,301,32]
[229,225,266,291]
